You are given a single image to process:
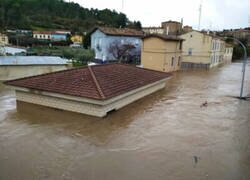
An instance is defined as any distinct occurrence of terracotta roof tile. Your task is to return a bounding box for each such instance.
[93,27,144,37]
[143,34,183,41]
[4,64,171,100]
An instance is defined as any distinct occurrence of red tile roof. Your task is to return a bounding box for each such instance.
[143,34,183,41]
[4,64,171,100]
[92,27,144,37]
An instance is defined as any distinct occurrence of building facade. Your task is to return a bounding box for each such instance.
[180,31,212,69]
[210,37,225,68]
[91,27,144,62]
[0,33,9,45]
[141,34,183,72]
[71,35,83,44]
[33,31,52,40]
[223,44,233,64]
[51,34,67,41]
[0,56,68,80]
[161,21,182,35]
[33,30,70,41]
[180,30,226,69]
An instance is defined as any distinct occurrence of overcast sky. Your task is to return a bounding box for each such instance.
[72,0,250,30]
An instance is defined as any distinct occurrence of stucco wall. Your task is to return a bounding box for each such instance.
[91,29,142,61]
[223,47,233,64]
[141,37,182,72]
[0,65,68,81]
[180,31,212,64]
[14,80,167,117]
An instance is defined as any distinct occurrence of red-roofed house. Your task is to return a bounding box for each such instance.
[4,64,171,117]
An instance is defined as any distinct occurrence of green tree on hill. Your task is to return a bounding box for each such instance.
[0,0,141,32]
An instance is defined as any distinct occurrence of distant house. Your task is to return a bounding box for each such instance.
[33,31,52,40]
[0,33,9,45]
[141,34,183,72]
[51,33,67,41]
[5,64,172,117]
[71,35,83,44]
[33,30,70,41]
[90,27,144,62]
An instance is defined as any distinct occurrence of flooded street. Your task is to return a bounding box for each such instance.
[0,63,249,180]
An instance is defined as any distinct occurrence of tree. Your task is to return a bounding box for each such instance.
[108,40,136,63]
[0,0,139,33]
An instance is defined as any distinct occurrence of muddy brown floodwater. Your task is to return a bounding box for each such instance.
[0,63,250,180]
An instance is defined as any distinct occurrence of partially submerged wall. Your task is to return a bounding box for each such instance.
[0,65,68,80]
[14,79,167,117]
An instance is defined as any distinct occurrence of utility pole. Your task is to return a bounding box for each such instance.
[198,0,203,30]
[122,0,124,12]
[225,37,248,99]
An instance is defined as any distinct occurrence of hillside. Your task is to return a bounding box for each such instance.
[0,0,141,32]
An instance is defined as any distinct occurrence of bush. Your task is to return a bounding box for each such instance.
[27,46,94,66]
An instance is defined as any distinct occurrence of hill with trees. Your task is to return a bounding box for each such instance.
[0,0,142,32]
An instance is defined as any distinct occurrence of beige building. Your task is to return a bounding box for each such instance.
[161,21,182,35]
[0,33,9,45]
[141,34,183,72]
[223,44,234,64]
[210,37,226,68]
[180,30,226,69]
[180,31,212,68]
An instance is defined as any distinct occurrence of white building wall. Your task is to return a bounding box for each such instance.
[91,29,142,62]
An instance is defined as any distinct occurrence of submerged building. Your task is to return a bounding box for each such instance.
[141,34,183,72]
[5,64,171,117]
[0,56,68,80]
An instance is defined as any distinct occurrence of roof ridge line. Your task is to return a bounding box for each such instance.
[88,66,106,99]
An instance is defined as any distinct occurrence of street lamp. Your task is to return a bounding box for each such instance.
[224,37,248,99]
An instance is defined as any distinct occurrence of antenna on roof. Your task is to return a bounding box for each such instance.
[122,0,124,12]
[198,0,203,30]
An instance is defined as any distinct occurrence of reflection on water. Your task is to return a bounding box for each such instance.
[0,63,250,180]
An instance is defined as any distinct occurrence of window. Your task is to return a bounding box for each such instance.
[178,56,181,66]
[171,57,174,66]
[179,41,182,50]
[188,48,192,55]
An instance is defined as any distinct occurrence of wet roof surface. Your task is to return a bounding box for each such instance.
[5,64,171,100]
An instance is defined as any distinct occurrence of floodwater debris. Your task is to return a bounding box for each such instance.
[193,156,201,167]
[200,101,208,108]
